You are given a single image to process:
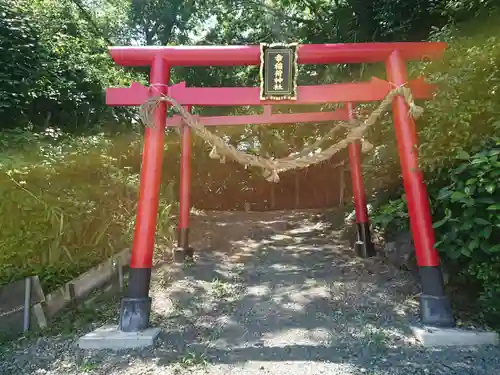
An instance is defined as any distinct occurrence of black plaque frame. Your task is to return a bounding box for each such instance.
[259,42,298,101]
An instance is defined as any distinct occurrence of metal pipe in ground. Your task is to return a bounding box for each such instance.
[23,277,32,332]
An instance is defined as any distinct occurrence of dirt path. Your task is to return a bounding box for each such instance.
[2,210,500,375]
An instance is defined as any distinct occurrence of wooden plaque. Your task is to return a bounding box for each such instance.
[260,43,298,100]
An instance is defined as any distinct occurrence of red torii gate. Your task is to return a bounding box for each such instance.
[106,42,455,333]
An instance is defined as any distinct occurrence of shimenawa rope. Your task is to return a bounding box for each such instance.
[139,84,423,183]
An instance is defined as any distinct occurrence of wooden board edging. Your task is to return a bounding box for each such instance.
[43,248,130,318]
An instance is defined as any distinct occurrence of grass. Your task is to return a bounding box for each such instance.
[0,129,176,293]
[211,277,233,299]
[172,351,210,374]
[78,361,98,372]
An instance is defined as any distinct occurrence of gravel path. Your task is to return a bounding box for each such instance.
[1,210,500,375]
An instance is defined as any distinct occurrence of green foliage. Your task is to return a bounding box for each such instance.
[0,0,44,125]
[432,140,500,319]
[370,195,409,237]
[0,129,175,292]
[417,17,500,179]
[371,140,500,322]
[0,0,138,130]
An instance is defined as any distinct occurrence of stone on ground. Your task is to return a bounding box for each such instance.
[411,325,499,347]
[77,325,161,350]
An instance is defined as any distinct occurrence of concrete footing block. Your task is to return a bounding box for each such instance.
[411,324,499,347]
[77,325,161,350]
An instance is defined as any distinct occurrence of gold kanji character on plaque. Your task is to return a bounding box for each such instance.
[275,54,283,62]
[274,84,283,90]
[275,62,283,70]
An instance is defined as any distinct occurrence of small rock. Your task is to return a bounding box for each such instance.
[383,232,416,271]
[382,232,449,284]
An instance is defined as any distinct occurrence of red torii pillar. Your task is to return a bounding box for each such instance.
[176,106,194,261]
[106,42,454,332]
[386,50,453,327]
[347,102,376,258]
[119,55,169,331]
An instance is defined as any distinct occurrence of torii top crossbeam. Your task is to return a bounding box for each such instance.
[109,42,446,66]
[106,42,444,110]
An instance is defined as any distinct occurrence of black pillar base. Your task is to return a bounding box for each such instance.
[177,227,189,248]
[354,241,375,258]
[173,248,184,263]
[119,297,152,332]
[420,295,455,327]
[184,246,194,261]
[119,267,152,332]
[355,222,376,258]
[174,246,194,262]
[418,265,455,327]
[177,227,194,263]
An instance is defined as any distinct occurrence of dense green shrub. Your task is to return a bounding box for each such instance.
[432,139,500,319]
[0,0,139,130]
[0,130,176,292]
[371,140,500,322]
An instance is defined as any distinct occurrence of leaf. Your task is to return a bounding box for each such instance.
[449,248,465,259]
[433,216,449,228]
[437,188,453,200]
[453,164,469,174]
[474,218,491,225]
[466,178,477,185]
[479,226,492,239]
[471,157,487,165]
[487,204,500,211]
[477,197,496,204]
[485,183,496,194]
[468,238,479,250]
[488,244,500,253]
[460,247,472,257]
[450,190,475,206]
[465,185,476,195]
[460,221,473,231]
[450,191,467,201]
[457,150,470,160]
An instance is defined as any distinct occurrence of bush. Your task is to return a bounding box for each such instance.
[0,129,176,293]
[432,139,500,320]
[370,140,500,323]
[416,17,500,180]
[370,194,409,239]
[0,0,140,130]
